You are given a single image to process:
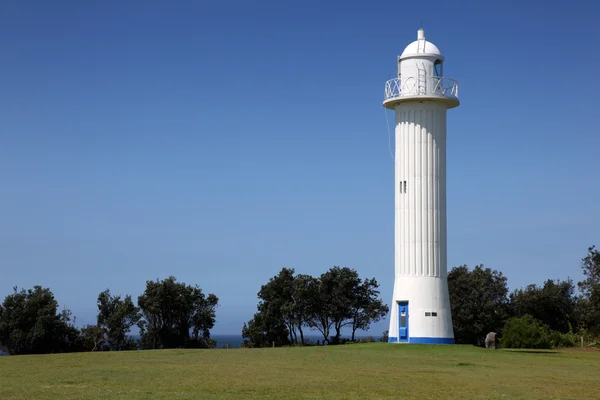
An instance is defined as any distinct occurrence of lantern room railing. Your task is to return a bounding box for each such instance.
[384,77,459,102]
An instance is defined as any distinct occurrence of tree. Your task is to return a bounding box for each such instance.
[304,266,388,344]
[96,289,142,350]
[510,279,577,333]
[241,268,298,347]
[349,278,389,341]
[447,265,510,345]
[379,330,389,342]
[303,266,360,344]
[137,276,219,349]
[242,269,319,347]
[256,268,298,345]
[0,286,81,355]
[577,245,600,331]
[243,266,389,346]
[292,273,319,344]
[80,324,106,352]
[241,312,290,348]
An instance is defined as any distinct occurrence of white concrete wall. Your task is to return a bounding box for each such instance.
[389,100,453,342]
[395,102,447,279]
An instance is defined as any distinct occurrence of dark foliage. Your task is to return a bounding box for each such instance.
[501,315,553,349]
[96,289,142,351]
[577,246,600,332]
[350,277,389,341]
[0,286,81,355]
[256,268,301,345]
[242,266,389,347]
[501,314,576,349]
[241,312,290,348]
[509,279,577,333]
[80,324,107,352]
[379,330,389,342]
[305,267,388,344]
[137,276,218,349]
[305,266,362,344]
[448,265,510,345]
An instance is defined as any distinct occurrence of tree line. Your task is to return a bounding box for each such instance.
[447,245,600,348]
[1,245,599,354]
[242,246,600,348]
[241,266,389,347]
[0,276,218,355]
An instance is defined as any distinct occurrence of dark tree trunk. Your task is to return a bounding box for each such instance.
[298,325,305,345]
[320,316,330,343]
[352,315,358,341]
[333,321,343,343]
[291,325,298,345]
[286,323,294,345]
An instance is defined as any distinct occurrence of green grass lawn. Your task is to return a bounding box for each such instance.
[1,344,599,399]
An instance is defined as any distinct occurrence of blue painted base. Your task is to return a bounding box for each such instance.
[388,337,454,344]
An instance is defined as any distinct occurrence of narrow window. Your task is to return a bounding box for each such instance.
[400,180,407,194]
[434,59,443,77]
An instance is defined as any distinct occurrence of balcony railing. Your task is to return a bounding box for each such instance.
[384,77,459,102]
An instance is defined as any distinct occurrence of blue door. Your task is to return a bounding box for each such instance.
[398,302,409,342]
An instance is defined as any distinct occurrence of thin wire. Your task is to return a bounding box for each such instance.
[385,107,394,162]
[384,63,397,163]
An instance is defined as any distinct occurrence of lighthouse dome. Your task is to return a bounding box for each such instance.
[400,40,441,56]
[400,28,442,58]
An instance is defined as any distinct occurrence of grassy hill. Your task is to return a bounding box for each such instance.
[1,343,598,399]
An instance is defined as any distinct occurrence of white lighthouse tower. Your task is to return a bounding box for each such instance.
[383,28,459,344]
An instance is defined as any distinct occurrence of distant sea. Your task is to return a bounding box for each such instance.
[213,335,244,348]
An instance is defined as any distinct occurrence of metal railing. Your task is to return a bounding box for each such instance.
[384,77,459,102]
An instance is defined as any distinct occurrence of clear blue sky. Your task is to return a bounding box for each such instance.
[1,0,599,335]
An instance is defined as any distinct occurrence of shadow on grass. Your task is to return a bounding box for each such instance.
[454,362,497,368]
[501,349,560,354]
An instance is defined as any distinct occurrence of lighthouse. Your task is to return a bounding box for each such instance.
[383,28,459,344]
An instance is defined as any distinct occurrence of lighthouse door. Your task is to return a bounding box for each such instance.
[398,302,409,343]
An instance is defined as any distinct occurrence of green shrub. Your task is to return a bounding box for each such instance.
[576,328,600,346]
[501,315,577,349]
[501,315,552,349]
[380,330,389,342]
[548,329,576,348]
[355,336,376,344]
